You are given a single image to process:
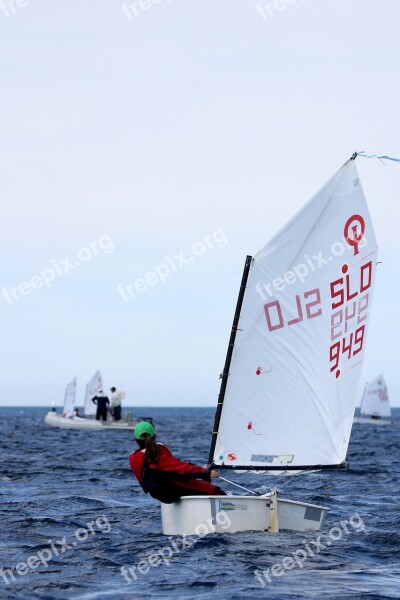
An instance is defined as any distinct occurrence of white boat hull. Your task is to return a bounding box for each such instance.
[44,411,136,430]
[277,497,329,532]
[161,495,275,535]
[161,493,329,535]
[353,416,393,426]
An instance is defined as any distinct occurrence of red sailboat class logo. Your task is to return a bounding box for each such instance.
[344,214,365,256]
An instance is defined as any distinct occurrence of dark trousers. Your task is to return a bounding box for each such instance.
[96,407,108,421]
[149,484,226,504]
[113,405,121,421]
[172,484,226,497]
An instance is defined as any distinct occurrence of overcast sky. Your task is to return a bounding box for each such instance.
[1,0,399,407]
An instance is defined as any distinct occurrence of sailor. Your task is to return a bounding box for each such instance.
[92,390,110,422]
[129,422,225,503]
[110,386,122,422]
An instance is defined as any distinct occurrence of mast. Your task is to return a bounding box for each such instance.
[208,255,252,466]
[359,383,367,416]
[63,383,69,414]
[84,383,88,416]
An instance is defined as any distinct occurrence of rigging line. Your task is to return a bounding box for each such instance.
[357,151,400,164]
[218,476,257,495]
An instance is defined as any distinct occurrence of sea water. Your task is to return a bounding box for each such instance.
[1,406,400,599]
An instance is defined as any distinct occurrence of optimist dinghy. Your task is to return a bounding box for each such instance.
[162,153,378,534]
[353,375,393,425]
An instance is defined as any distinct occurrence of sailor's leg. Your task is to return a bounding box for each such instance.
[213,486,227,496]
[173,481,226,496]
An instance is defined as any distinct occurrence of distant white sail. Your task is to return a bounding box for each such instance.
[211,158,378,470]
[63,377,77,417]
[360,375,391,418]
[84,370,103,416]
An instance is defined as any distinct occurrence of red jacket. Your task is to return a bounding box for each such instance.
[129,443,218,495]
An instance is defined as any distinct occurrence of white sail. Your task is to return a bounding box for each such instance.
[360,375,391,418]
[84,370,103,416]
[63,377,77,416]
[211,158,378,470]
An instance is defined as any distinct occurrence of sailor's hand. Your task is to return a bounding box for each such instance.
[210,470,220,479]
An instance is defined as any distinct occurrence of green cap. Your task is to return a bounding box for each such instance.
[134,421,155,440]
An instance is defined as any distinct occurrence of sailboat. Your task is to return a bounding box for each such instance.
[162,153,378,534]
[353,375,393,425]
[45,376,77,420]
[45,370,137,430]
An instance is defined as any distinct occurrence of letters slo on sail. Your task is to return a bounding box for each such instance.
[354,375,393,425]
[162,153,378,535]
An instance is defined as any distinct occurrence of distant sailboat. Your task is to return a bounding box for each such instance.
[354,375,393,425]
[45,370,136,430]
[62,376,77,417]
[83,369,104,419]
[162,153,378,535]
